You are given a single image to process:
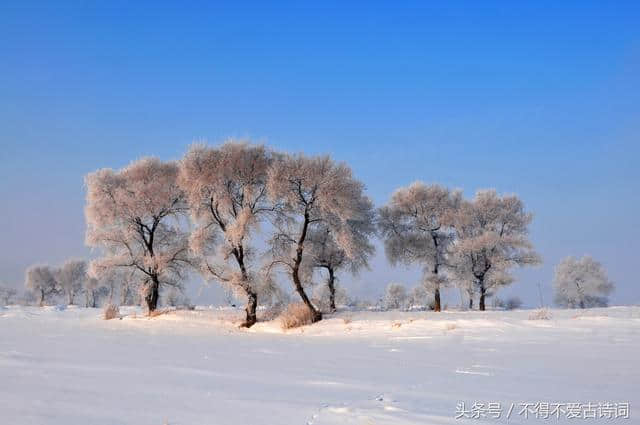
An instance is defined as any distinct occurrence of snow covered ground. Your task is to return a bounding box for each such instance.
[1,305,638,424]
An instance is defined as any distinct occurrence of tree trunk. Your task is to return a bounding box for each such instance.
[240,290,258,328]
[39,289,45,307]
[434,286,441,312]
[290,211,321,322]
[292,267,322,322]
[479,280,486,311]
[468,296,473,310]
[145,276,160,312]
[231,246,259,328]
[576,282,585,309]
[327,267,336,313]
[431,235,442,312]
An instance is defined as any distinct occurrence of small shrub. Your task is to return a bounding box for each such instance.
[528,308,551,320]
[279,303,315,329]
[103,303,119,320]
[342,315,353,325]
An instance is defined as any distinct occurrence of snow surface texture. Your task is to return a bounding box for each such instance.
[1,306,638,424]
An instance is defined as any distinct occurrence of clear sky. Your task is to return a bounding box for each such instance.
[1,1,639,306]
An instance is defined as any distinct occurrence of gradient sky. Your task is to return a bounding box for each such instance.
[1,1,639,306]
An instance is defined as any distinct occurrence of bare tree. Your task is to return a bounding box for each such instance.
[452,190,540,311]
[85,158,192,312]
[266,154,372,322]
[378,183,461,311]
[178,142,274,327]
[553,255,614,308]
[56,259,87,305]
[306,197,375,312]
[24,265,59,306]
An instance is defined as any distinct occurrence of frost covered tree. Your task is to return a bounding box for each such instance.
[25,265,59,306]
[384,282,407,310]
[379,183,461,311]
[306,199,375,312]
[408,285,430,310]
[178,142,274,327]
[452,190,540,311]
[553,256,614,308]
[0,284,17,306]
[85,158,192,312]
[266,154,372,322]
[56,259,87,305]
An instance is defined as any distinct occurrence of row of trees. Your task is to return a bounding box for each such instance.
[17,141,615,323]
[80,141,544,327]
[381,282,523,311]
[378,183,541,311]
[24,260,139,307]
[18,252,614,313]
[84,144,377,326]
[382,251,616,311]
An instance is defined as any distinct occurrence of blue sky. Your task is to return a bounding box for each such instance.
[1,1,639,306]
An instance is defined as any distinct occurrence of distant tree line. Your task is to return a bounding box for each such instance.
[22,260,143,308]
